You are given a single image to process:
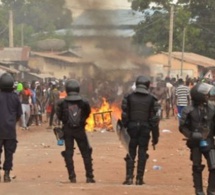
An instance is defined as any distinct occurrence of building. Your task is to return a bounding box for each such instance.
[146,52,215,79]
[28,51,99,79]
[0,47,30,79]
[0,46,30,68]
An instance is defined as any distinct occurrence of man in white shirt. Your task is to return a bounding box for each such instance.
[175,79,190,118]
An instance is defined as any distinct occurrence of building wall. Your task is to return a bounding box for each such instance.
[28,56,97,79]
[147,53,199,79]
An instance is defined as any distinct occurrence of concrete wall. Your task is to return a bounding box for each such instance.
[147,53,199,79]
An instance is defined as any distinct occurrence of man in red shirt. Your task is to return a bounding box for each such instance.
[20,82,32,130]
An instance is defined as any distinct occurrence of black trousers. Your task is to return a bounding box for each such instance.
[191,147,209,167]
[127,123,150,161]
[0,139,17,171]
[62,127,94,178]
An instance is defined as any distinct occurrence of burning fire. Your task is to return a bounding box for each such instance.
[85,98,121,132]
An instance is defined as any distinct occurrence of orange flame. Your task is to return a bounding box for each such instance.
[85,98,121,132]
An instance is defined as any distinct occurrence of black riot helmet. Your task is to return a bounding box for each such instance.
[0,73,14,92]
[64,79,82,101]
[135,75,150,94]
[190,84,207,105]
[136,75,150,89]
[65,79,80,94]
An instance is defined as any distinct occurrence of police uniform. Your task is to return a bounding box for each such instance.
[56,79,95,183]
[179,84,215,195]
[121,76,160,185]
[0,73,22,182]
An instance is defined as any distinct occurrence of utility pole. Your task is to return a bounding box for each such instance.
[9,10,14,47]
[180,27,186,77]
[21,23,24,46]
[167,5,174,77]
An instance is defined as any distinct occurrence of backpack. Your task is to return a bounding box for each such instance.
[67,102,82,127]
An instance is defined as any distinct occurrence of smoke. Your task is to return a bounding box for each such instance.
[66,0,150,80]
[67,0,128,9]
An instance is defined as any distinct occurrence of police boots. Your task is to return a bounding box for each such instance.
[192,165,205,195]
[68,172,76,183]
[84,159,95,183]
[207,170,215,195]
[135,160,146,185]
[86,177,95,183]
[123,157,134,185]
[4,170,11,182]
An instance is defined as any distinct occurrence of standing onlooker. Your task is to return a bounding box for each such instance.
[175,78,190,118]
[28,81,40,126]
[165,77,174,119]
[16,81,23,95]
[0,73,22,182]
[56,79,96,183]
[121,75,160,185]
[20,81,32,130]
[151,80,167,120]
[47,81,59,129]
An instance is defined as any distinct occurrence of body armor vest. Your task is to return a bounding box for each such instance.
[128,93,153,122]
[189,105,214,138]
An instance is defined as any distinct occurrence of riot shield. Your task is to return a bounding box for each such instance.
[116,119,130,154]
[197,83,214,95]
[53,127,64,146]
[53,127,64,140]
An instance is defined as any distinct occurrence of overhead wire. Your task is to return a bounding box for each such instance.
[195,23,215,35]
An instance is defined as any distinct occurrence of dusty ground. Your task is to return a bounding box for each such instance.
[0,116,210,195]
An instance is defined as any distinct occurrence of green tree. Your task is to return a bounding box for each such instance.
[1,0,72,32]
[178,0,215,57]
[0,0,73,49]
[130,0,215,58]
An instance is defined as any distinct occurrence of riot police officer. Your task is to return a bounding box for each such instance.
[179,84,215,195]
[0,73,22,182]
[121,75,160,185]
[56,79,95,183]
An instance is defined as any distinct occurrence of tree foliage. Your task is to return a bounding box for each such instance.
[130,0,215,58]
[0,7,10,47]
[0,0,73,49]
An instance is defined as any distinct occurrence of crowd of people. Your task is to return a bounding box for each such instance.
[149,76,198,120]
[10,74,202,132]
[9,75,139,131]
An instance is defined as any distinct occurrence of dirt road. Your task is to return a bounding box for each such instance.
[0,117,204,195]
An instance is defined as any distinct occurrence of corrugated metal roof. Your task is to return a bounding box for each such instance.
[0,47,30,62]
[0,65,19,74]
[69,29,135,37]
[57,49,81,58]
[28,72,53,79]
[31,52,95,64]
[162,52,215,68]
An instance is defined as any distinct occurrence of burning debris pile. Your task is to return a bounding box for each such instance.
[86,98,121,132]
